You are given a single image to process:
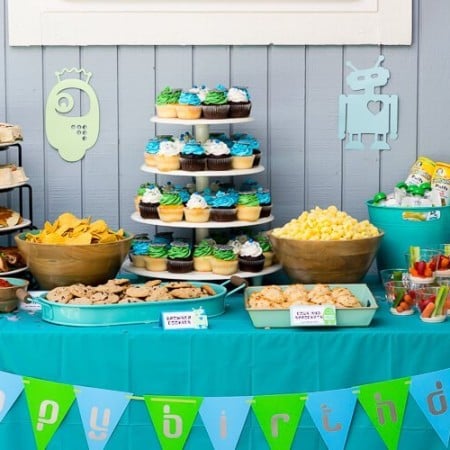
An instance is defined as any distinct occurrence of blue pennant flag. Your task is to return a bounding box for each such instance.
[0,370,24,421]
[75,385,132,450]
[199,396,252,450]
[306,388,357,450]
[409,368,450,447]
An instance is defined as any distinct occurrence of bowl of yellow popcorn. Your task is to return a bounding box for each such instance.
[15,213,133,290]
[268,206,383,283]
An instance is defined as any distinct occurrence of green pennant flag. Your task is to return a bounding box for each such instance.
[357,377,410,450]
[251,393,306,450]
[144,395,203,450]
[23,376,76,450]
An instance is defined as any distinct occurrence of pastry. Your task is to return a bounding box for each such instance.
[201,87,230,119]
[193,239,215,272]
[144,242,169,272]
[167,241,194,273]
[183,192,211,223]
[176,91,202,119]
[203,138,232,171]
[210,190,238,222]
[157,191,184,222]
[139,185,162,219]
[236,192,261,221]
[227,86,252,118]
[230,142,255,169]
[180,139,207,171]
[210,244,238,275]
[238,239,265,272]
[155,87,181,118]
[155,140,181,172]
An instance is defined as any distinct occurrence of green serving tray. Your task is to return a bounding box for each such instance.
[245,284,378,328]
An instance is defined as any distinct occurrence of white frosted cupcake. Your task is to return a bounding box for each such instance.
[183,192,211,223]
[155,140,181,172]
[204,139,232,171]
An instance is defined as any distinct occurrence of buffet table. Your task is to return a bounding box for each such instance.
[0,278,448,450]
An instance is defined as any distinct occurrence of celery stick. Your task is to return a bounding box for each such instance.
[432,285,449,317]
[409,246,421,267]
[393,288,405,307]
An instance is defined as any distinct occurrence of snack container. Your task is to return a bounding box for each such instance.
[244,284,378,328]
[24,280,246,327]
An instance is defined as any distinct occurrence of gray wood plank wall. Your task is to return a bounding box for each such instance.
[0,1,447,241]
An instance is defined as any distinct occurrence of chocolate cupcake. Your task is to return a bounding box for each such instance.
[210,191,238,222]
[238,240,265,272]
[139,185,163,219]
[180,139,206,172]
[256,188,272,218]
[167,241,194,273]
[227,86,252,118]
[203,139,232,171]
[202,88,230,119]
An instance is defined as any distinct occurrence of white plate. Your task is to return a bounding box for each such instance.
[0,179,30,190]
[0,266,28,276]
[420,315,447,323]
[390,307,414,316]
[0,218,31,233]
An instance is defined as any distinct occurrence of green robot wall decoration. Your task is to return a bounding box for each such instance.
[45,68,100,162]
[339,56,398,151]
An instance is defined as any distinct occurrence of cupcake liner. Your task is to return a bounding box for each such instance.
[228,102,252,118]
[167,258,194,273]
[156,104,177,118]
[259,205,272,218]
[210,208,237,222]
[139,203,160,219]
[206,155,232,171]
[175,105,202,119]
[238,256,265,273]
[180,156,207,171]
[202,104,230,119]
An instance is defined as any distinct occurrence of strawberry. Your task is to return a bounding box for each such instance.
[414,260,426,276]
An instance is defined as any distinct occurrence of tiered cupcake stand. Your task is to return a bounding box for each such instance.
[123,116,281,283]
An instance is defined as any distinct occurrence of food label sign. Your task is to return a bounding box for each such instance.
[290,305,337,326]
[161,308,208,330]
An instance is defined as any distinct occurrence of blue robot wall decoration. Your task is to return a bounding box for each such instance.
[45,68,100,162]
[339,56,398,151]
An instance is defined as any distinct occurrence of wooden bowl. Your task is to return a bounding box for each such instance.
[267,230,383,283]
[15,232,133,290]
[0,277,29,312]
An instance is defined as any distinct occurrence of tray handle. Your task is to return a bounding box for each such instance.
[224,275,248,298]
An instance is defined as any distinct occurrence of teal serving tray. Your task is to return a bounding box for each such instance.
[245,284,378,328]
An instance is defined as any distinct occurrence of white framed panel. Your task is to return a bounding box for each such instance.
[8,0,412,46]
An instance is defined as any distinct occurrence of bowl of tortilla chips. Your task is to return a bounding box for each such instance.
[15,213,133,289]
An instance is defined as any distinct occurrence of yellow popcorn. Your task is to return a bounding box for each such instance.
[272,206,380,241]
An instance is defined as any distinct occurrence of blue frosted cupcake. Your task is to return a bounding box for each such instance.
[230,142,255,169]
[180,139,206,171]
[210,190,237,222]
[176,91,202,119]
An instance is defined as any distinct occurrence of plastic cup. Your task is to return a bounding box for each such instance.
[383,280,416,315]
[405,248,440,284]
[435,244,450,277]
[415,285,449,323]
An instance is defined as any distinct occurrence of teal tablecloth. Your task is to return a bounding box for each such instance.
[0,280,449,449]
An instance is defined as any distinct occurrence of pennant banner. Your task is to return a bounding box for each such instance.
[0,367,446,450]
[144,395,203,450]
[23,376,76,450]
[251,393,306,450]
[75,385,132,450]
[357,377,410,450]
[0,370,24,422]
[199,396,252,450]
[409,368,450,447]
[306,387,357,450]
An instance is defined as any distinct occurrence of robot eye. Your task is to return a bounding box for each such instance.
[371,74,379,79]
[357,75,365,81]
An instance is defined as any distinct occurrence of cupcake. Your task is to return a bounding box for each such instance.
[155,140,181,172]
[210,190,237,222]
[236,192,261,222]
[203,139,232,171]
[144,242,169,272]
[144,137,160,167]
[255,233,275,268]
[256,188,272,218]
[238,239,265,273]
[230,142,255,169]
[176,91,202,119]
[157,191,184,222]
[139,185,163,219]
[193,239,215,272]
[202,87,230,119]
[180,139,207,171]
[209,132,233,149]
[210,244,238,275]
[134,183,150,213]
[129,238,150,268]
[235,134,261,167]
[184,192,211,223]
[155,87,181,118]
[227,86,252,118]
[167,241,194,273]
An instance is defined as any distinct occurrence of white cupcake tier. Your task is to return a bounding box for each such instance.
[131,211,273,229]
